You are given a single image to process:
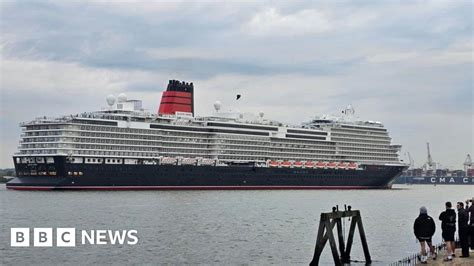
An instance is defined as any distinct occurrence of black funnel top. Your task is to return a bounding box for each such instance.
[167,80,194,93]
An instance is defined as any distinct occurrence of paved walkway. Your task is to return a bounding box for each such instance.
[416,248,474,265]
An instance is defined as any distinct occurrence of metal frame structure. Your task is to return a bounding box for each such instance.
[310,208,371,266]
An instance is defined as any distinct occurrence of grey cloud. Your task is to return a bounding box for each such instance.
[3,1,470,75]
[96,55,361,80]
[0,1,472,167]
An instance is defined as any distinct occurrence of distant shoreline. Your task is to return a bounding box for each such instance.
[0,168,15,183]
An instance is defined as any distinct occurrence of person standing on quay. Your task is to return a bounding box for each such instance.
[439,201,456,261]
[414,206,436,263]
[457,202,470,257]
[468,199,474,251]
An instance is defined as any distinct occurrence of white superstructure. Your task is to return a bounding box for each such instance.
[16,96,403,167]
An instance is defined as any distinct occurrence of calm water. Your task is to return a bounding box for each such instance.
[1,184,473,265]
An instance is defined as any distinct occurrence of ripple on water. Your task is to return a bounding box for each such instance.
[1,185,473,265]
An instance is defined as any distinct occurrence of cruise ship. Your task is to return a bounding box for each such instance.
[6,80,407,190]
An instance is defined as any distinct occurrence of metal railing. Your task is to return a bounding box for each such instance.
[390,240,459,266]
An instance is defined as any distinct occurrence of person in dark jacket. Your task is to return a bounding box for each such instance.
[457,202,470,257]
[439,201,456,261]
[467,198,474,250]
[414,206,436,263]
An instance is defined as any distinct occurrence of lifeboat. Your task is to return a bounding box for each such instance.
[315,161,326,168]
[337,162,347,169]
[348,162,358,169]
[161,157,177,165]
[304,161,315,168]
[182,158,197,165]
[201,159,216,166]
[327,162,337,169]
[269,161,279,167]
[281,161,291,168]
[293,161,303,168]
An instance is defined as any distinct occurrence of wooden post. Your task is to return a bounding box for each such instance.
[343,216,358,263]
[336,218,345,258]
[310,209,371,265]
[356,214,372,264]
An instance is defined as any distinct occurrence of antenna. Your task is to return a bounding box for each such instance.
[342,104,355,121]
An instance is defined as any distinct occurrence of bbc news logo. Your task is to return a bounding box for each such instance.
[11,228,138,247]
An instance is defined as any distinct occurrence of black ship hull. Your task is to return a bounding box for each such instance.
[7,156,405,190]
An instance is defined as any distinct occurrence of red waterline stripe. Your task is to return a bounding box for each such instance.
[6,185,389,191]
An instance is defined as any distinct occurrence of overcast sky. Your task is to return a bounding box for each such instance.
[0,1,472,169]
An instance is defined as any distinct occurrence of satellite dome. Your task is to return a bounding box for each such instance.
[117,93,127,103]
[213,101,222,112]
[259,111,264,118]
[106,94,116,106]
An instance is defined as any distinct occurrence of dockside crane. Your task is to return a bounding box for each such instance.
[424,142,436,171]
[407,152,415,169]
[464,154,472,171]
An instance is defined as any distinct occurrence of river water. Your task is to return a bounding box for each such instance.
[0,184,472,265]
